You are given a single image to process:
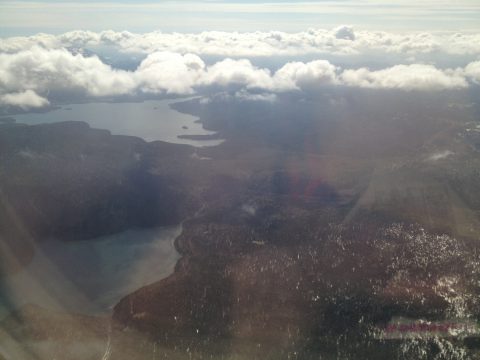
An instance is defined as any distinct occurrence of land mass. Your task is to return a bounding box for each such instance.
[1,90,480,359]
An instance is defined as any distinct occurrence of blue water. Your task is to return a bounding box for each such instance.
[8,99,223,147]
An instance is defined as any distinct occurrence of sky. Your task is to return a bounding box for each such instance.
[1,0,480,36]
[1,0,480,110]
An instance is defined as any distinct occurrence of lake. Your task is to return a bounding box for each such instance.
[0,225,182,318]
[7,99,223,147]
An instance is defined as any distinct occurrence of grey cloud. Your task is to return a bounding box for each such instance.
[203,90,278,104]
[334,25,355,41]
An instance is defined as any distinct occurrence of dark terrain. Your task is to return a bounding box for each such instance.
[1,90,480,359]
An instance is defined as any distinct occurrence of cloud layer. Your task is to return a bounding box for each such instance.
[340,64,468,90]
[2,27,480,58]
[1,28,479,109]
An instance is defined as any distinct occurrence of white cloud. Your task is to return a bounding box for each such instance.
[0,46,135,97]
[464,61,480,83]
[0,90,49,109]
[201,58,274,90]
[2,28,480,59]
[427,150,454,161]
[0,45,477,110]
[235,91,277,103]
[135,52,206,94]
[273,60,338,91]
[340,64,468,90]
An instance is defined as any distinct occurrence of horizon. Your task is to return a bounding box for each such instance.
[1,0,480,36]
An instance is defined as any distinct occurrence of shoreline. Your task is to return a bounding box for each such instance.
[0,225,183,320]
